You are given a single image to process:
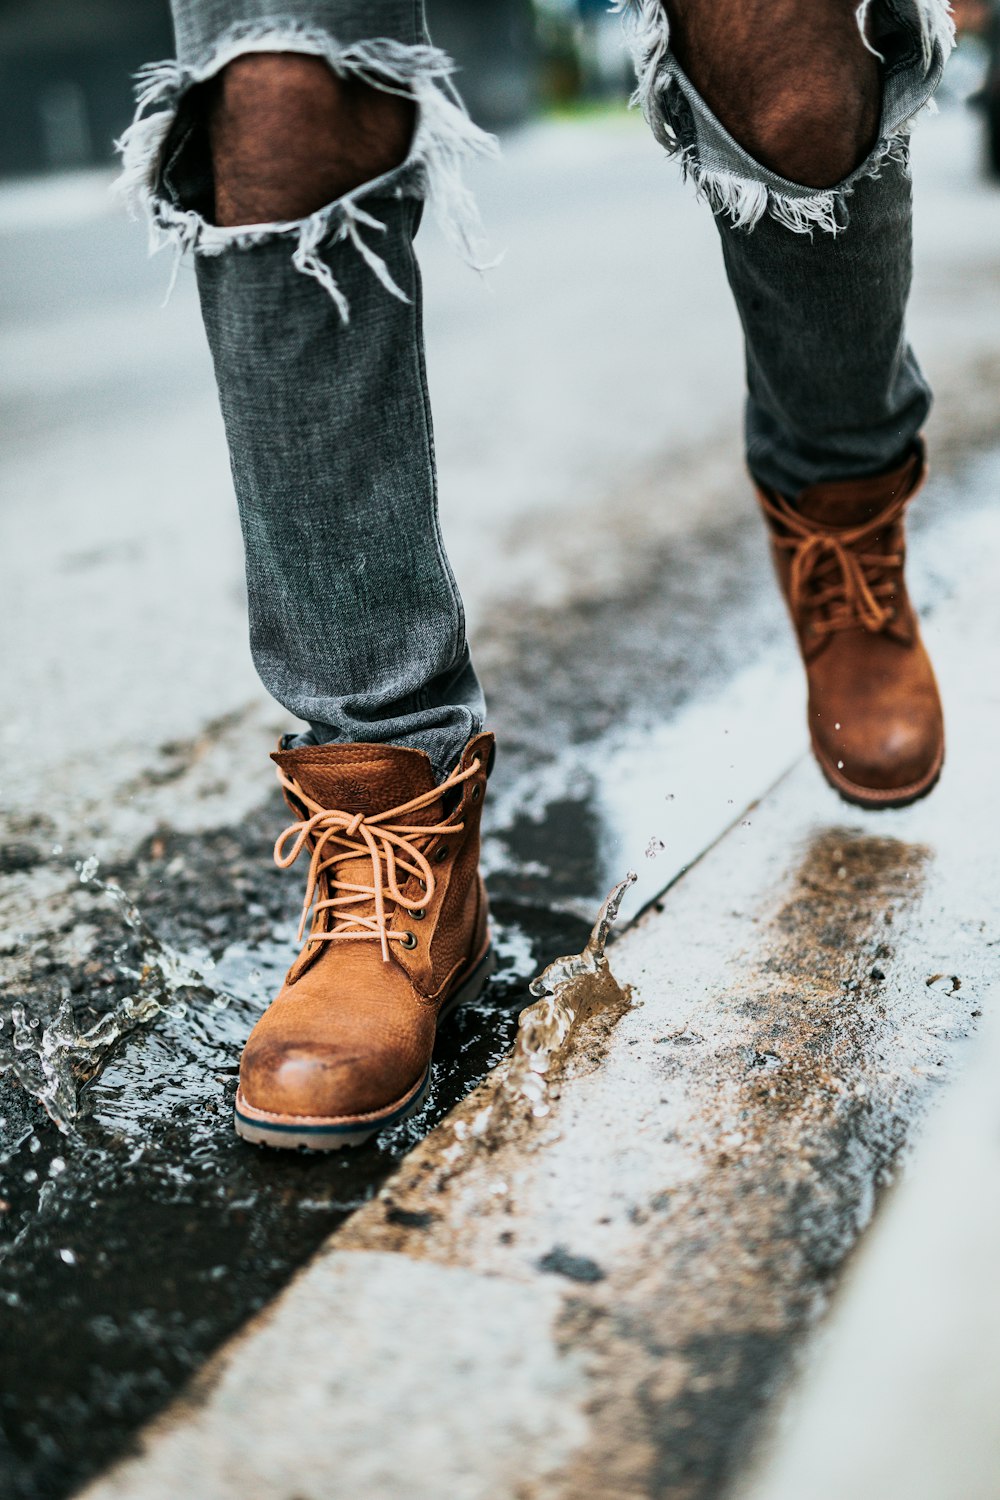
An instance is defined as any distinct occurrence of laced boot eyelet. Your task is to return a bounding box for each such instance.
[435,845,449,863]
[471,783,482,804]
[398,930,418,950]
[412,907,426,921]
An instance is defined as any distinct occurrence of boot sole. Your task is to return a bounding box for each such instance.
[233,945,495,1152]
[813,738,945,811]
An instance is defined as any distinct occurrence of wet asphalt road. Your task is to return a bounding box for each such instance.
[1,98,999,1498]
[0,849,580,1498]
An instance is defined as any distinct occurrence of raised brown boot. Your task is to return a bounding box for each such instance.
[757,443,944,809]
[235,733,494,1149]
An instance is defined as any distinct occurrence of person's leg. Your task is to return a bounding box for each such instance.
[118,3,499,1148]
[119,1,495,782]
[621,0,952,804]
[666,0,882,190]
[624,0,952,491]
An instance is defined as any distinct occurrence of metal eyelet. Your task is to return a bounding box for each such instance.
[435,845,449,863]
[471,783,482,803]
[398,930,417,950]
[412,907,426,921]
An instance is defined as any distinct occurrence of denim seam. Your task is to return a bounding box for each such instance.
[114,20,499,314]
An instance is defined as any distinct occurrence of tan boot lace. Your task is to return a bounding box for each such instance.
[759,489,909,637]
[274,757,481,962]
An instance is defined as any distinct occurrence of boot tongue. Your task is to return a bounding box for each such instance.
[272,744,444,940]
[793,450,922,529]
[272,742,442,823]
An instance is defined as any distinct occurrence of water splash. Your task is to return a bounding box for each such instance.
[4,994,164,1131]
[445,873,636,1159]
[0,860,220,1132]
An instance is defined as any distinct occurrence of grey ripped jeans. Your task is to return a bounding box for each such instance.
[119,0,953,779]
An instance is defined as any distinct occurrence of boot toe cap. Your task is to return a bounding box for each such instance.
[816,712,943,795]
[239,1035,424,1122]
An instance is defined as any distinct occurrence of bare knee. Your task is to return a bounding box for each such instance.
[738,68,880,188]
[207,52,416,227]
[667,0,881,188]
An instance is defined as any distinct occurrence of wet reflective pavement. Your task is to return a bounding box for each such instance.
[2,447,998,1499]
[0,817,589,1499]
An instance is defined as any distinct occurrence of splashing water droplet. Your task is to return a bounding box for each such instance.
[0,871,226,1130]
[466,873,638,1146]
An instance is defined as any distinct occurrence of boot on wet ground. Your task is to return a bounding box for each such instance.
[235,733,494,1150]
[757,443,944,809]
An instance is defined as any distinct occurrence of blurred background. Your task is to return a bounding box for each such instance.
[0,0,621,175]
[1,0,998,176]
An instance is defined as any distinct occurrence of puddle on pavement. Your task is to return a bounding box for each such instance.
[1,866,214,1132]
[0,804,593,1500]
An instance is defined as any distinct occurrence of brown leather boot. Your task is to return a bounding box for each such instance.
[757,443,944,809]
[235,733,494,1149]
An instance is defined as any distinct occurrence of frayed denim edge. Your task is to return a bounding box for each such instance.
[613,0,956,236]
[114,22,500,316]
